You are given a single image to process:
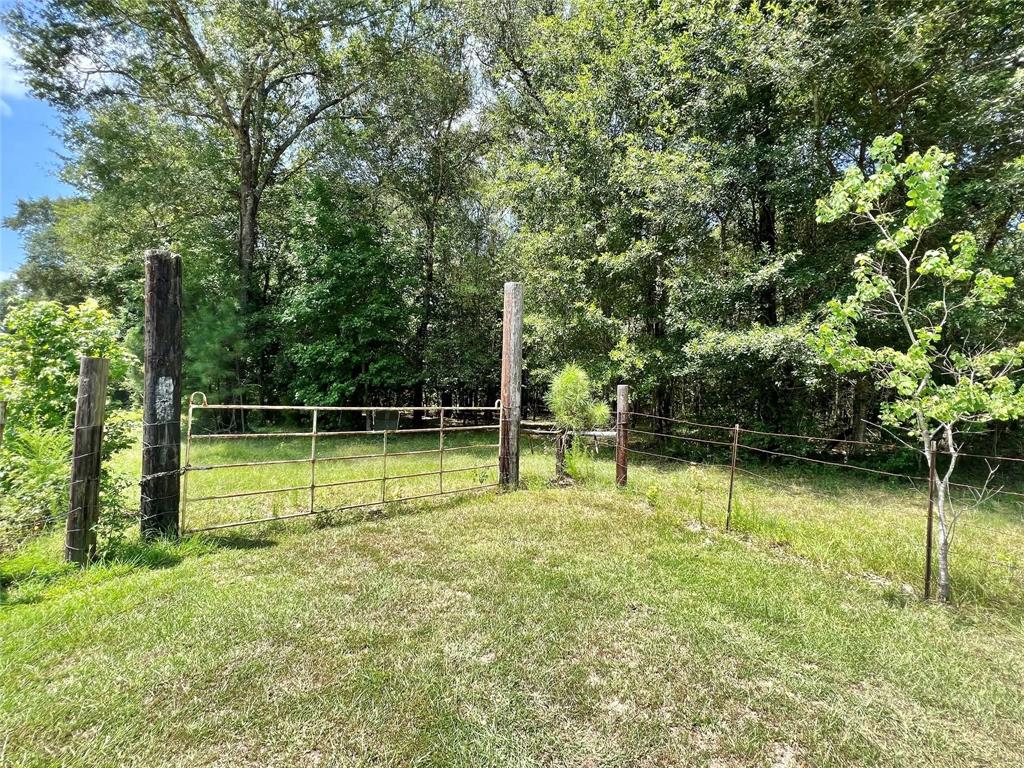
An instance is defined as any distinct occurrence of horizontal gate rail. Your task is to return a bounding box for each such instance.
[188,442,503,474]
[190,457,314,471]
[181,394,502,533]
[188,485,310,503]
[187,485,499,534]
[190,424,499,441]
[189,403,499,413]
[441,442,500,453]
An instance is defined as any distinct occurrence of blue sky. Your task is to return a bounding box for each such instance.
[1,25,73,280]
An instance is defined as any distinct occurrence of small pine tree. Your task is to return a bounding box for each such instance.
[546,364,610,482]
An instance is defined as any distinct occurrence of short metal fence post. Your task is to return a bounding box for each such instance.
[309,409,319,515]
[725,423,739,530]
[381,429,388,504]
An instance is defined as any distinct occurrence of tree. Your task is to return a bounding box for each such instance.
[272,178,413,405]
[5,0,405,305]
[2,198,83,303]
[356,8,492,415]
[813,133,1024,601]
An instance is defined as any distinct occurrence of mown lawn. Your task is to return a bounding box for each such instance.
[3,436,1024,767]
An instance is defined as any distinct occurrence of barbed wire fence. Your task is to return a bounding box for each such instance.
[554,393,1024,600]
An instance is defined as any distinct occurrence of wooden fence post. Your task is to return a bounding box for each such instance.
[65,357,109,565]
[499,281,524,489]
[0,400,6,449]
[616,384,629,487]
[141,249,183,538]
[725,423,739,530]
[924,440,937,599]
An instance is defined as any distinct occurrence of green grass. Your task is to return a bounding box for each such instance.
[3,434,1024,766]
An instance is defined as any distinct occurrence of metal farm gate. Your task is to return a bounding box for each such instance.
[179,395,503,533]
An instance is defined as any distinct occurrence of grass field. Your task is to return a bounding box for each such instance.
[3,431,1024,767]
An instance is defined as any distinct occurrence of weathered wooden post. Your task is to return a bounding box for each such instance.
[141,249,183,538]
[924,440,938,599]
[65,357,109,565]
[615,384,629,487]
[725,423,739,530]
[499,281,524,489]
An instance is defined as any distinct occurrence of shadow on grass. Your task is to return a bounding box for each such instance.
[0,530,280,608]
[3,493,489,607]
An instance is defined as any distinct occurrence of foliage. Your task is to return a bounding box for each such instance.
[3,0,1023,453]
[274,180,413,405]
[0,300,135,430]
[814,134,1024,441]
[680,323,838,437]
[546,364,610,433]
[0,301,136,552]
[0,428,71,549]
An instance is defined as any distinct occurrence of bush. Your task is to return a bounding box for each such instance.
[0,300,137,554]
[0,299,134,431]
[0,415,135,554]
[0,428,71,549]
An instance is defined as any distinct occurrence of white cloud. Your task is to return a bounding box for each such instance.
[0,271,12,281]
[0,34,28,116]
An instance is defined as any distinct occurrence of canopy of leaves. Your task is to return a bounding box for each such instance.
[1,0,1022,449]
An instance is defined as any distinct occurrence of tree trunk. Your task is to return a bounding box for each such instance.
[851,377,871,456]
[751,82,778,327]
[238,146,259,309]
[936,479,952,602]
[412,216,436,426]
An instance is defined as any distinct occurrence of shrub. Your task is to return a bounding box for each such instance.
[0,428,71,549]
[0,300,137,553]
[0,299,134,431]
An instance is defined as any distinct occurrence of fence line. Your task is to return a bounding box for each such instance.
[631,411,1024,498]
[620,410,1024,599]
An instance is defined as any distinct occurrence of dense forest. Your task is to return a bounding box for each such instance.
[3,0,1023,444]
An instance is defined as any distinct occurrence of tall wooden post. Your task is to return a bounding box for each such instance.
[65,357,109,565]
[141,249,183,538]
[725,424,739,531]
[615,384,629,487]
[499,281,524,489]
[924,440,938,599]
